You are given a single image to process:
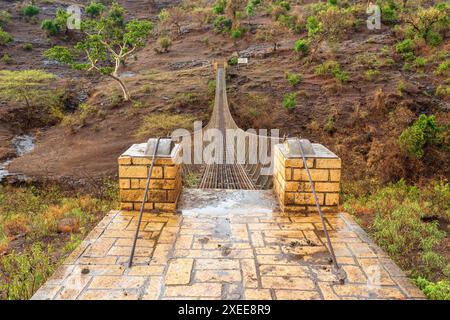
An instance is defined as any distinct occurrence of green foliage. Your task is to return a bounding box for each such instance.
[285,72,303,86]
[22,43,33,51]
[86,1,106,17]
[184,172,200,188]
[314,60,349,83]
[0,27,12,45]
[230,27,243,40]
[158,36,172,53]
[0,70,64,121]
[323,116,335,133]
[415,277,450,300]
[213,15,232,33]
[246,0,261,17]
[41,9,71,36]
[306,16,321,37]
[1,53,12,64]
[0,243,54,300]
[395,39,415,61]
[22,5,40,18]
[0,10,12,28]
[365,69,381,80]
[380,2,398,24]
[293,39,309,55]
[344,180,447,281]
[399,114,442,159]
[282,92,297,111]
[434,60,450,76]
[44,2,153,100]
[228,56,238,65]
[403,7,449,46]
[213,0,226,15]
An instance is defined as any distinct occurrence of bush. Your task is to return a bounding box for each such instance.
[85,1,106,17]
[22,5,40,18]
[415,277,450,300]
[158,36,172,53]
[1,53,12,64]
[213,15,232,33]
[399,114,441,159]
[293,39,309,55]
[344,180,447,280]
[22,43,33,51]
[434,61,450,76]
[213,0,226,15]
[314,60,349,83]
[230,28,243,40]
[395,39,415,60]
[306,16,321,37]
[282,93,297,111]
[228,56,238,66]
[0,10,12,28]
[323,116,335,133]
[41,19,60,36]
[0,27,12,45]
[285,72,303,86]
[0,243,54,300]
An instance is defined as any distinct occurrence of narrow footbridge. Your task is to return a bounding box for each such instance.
[183,63,280,190]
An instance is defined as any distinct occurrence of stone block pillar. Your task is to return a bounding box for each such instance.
[273,139,341,213]
[118,139,182,213]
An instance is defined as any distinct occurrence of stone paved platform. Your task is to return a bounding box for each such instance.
[32,189,424,300]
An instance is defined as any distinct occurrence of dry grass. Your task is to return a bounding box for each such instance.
[135,113,198,139]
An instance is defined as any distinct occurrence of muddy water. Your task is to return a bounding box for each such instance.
[0,135,35,182]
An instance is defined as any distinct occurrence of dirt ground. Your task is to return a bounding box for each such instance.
[1,0,449,186]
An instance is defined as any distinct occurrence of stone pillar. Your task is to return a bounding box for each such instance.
[273,139,341,213]
[118,139,182,213]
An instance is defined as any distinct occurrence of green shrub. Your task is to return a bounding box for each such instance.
[315,60,349,83]
[365,69,381,80]
[41,19,60,35]
[231,28,243,40]
[324,116,336,133]
[0,10,12,28]
[399,114,441,159]
[213,0,226,15]
[435,84,450,97]
[0,243,54,300]
[158,36,172,53]
[344,180,447,280]
[1,53,12,64]
[434,60,450,76]
[282,93,297,111]
[0,27,12,45]
[293,39,309,55]
[213,15,232,33]
[413,57,427,68]
[228,56,238,66]
[395,39,415,60]
[22,5,40,18]
[85,1,106,17]
[415,277,450,300]
[285,72,303,86]
[22,43,33,51]
[306,16,321,37]
[380,4,398,24]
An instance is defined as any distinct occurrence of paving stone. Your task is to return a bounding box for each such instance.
[164,283,222,298]
[275,290,321,300]
[165,259,194,285]
[261,276,316,290]
[32,206,423,300]
[245,289,273,300]
[195,269,241,283]
[89,276,147,290]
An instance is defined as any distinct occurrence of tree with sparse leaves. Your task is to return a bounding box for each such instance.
[44,2,153,101]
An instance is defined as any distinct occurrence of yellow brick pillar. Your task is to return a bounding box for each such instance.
[118,139,182,213]
[273,139,341,213]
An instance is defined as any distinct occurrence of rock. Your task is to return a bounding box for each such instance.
[57,217,80,234]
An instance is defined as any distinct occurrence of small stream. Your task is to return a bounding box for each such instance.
[0,135,35,182]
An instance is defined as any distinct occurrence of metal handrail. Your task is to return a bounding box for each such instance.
[128,137,161,268]
[298,142,346,284]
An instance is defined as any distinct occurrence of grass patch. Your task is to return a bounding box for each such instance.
[344,179,449,299]
[0,183,118,299]
[135,113,197,139]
